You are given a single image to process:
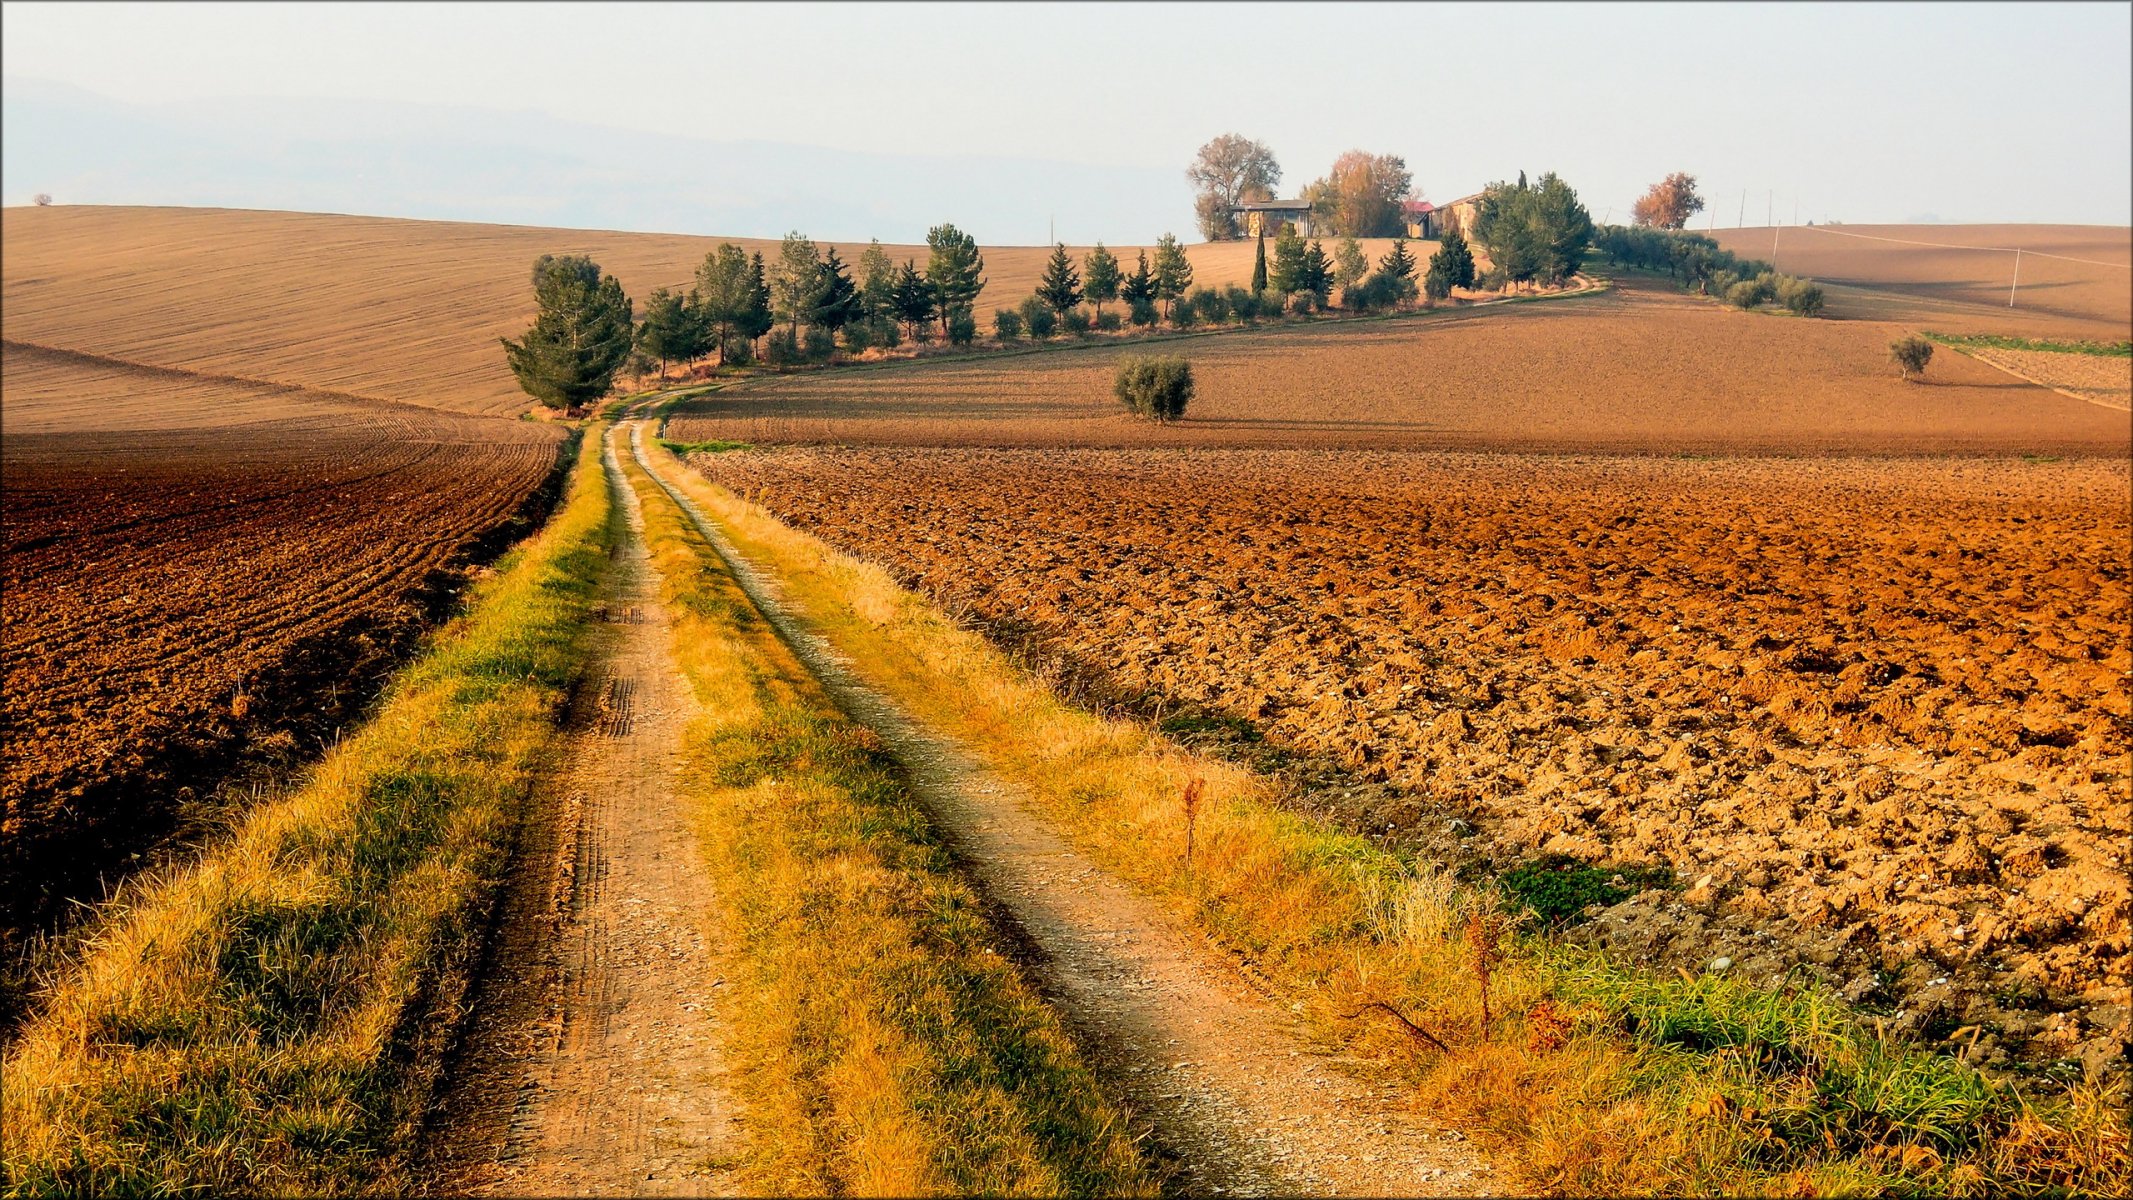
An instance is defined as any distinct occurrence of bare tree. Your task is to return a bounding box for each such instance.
[1187,134,1281,241]
[33,193,53,207]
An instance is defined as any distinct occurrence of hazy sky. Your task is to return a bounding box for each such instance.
[5,0,2130,231]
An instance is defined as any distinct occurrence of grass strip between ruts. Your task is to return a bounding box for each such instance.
[619,432,1153,1196]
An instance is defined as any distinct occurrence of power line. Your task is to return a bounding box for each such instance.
[1795,225,2132,270]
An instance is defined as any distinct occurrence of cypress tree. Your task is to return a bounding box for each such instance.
[501,254,633,409]
[1250,232,1268,292]
[1036,242,1083,314]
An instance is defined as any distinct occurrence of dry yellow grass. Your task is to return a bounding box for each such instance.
[2,205,1425,419]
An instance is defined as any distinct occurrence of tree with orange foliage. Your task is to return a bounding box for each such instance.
[1304,150,1415,237]
[1631,172,1705,230]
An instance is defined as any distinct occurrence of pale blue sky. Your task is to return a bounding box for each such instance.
[4,1,2129,238]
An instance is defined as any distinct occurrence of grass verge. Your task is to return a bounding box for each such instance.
[2,427,612,1196]
[650,438,2131,1197]
[1925,331,2133,357]
[618,436,1152,1196]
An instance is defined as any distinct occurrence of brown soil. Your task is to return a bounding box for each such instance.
[1955,346,2133,411]
[680,444,2133,1078]
[634,425,1499,1195]
[423,428,740,1196]
[1708,224,2132,342]
[0,206,1404,418]
[0,342,564,946]
[665,275,2128,454]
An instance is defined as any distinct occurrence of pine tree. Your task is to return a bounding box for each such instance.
[1037,242,1083,314]
[924,223,986,328]
[1333,237,1369,289]
[1250,232,1269,293]
[892,259,936,341]
[740,252,775,354]
[1083,243,1121,319]
[858,239,897,321]
[811,246,864,333]
[1380,237,1418,282]
[636,286,688,379]
[1151,233,1194,319]
[1426,223,1476,296]
[1269,226,1306,294]
[1120,250,1155,305]
[1299,240,1335,302]
[501,254,634,409]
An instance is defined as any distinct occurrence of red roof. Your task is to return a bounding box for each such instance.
[1402,200,1435,214]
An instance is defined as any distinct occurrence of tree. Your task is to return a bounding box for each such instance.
[1121,250,1156,308]
[858,239,897,320]
[1424,224,1476,300]
[1114,355,1194,422]
[1890,335,1934,380]
[1152,233,1194,319]
[812,246,864,335]
[892,259,936,341]
[501,254,634,410]
[636,286,713,378]
[1186,133,1282,241]
[1083,243,1121,320]
[33,193,53,207]
[771,231,821,339]
[1018,293,1057,340]
[1380,238,1418,284]
[1269,225,1307,294]
[1631,172,1705,231]
[925,223,986,329]
[1305,151,1415,237]
[1037,242,1083,314]
[696,243,754,366]
[740,252,775,358]
[1333,237,1370,291]
[1298,240,1335,304]
[1473,172,1592,288]
[1250,233,1269,293]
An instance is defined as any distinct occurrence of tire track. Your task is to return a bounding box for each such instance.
[627,419,1499,1197]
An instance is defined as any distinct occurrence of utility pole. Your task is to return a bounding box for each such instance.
[1792,196,1798,226]
[1767,190,1772,227]
[1772,225,1780,272]
[2009,248,2022,307]
[1738,189,1746,228]
[1049,214,1054,246]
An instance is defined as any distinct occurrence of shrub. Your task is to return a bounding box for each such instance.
[1061,307,1092,337]
[946,311,978,346]
[1724,280,1765,309]
[1778,277,1826,317]
[1094,310,1123,333]
[1169,300,1199,330]
[871,316,901,349]
[1890,335,1934,380]
[803,325,837,362]
[1113,355,1194,422]
[841,320,875,353]
[993,307,1023,341]
[765,328,800,366]
[1019,295,1057,340]
[1190,287,1229,325]
[1289,291,1317,316]
[1128,298,1158,328]
[1340,283,1369,313]
[1226,286,1257,322]
[721,335,756,367]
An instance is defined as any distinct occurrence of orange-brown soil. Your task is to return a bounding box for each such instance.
[681,444,2132,1074]
[665,276,2129,455]
[0,343,564,939]
[1710,224,2132,342]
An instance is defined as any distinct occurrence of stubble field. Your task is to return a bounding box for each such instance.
[665,274,2130,455]
[682,443,2132,1072]
[0,342,564,937]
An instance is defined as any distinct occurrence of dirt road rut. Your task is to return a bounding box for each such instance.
[630,421,1499,1196]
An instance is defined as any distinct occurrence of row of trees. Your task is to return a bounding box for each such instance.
[632,223,990,376]
[1593,224,1824,315]
[1187,134,1419,240]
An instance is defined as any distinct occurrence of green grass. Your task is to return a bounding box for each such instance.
[1495,855,1674,926]
[659,437,753,455]
[1925,331,2133,357]
[3,427,613,1196]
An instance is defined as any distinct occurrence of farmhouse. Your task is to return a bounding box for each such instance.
[1411,192,1484,240]
[1231,198,1315,238]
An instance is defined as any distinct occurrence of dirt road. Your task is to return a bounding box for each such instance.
[628,421,1499,1196]
[423,428,740,1197]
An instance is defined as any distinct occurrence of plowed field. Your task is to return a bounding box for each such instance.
[0,342,564,937]
[664,276,2129,455]
[682,445,2132,1071]
[1709,224,2132,342]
